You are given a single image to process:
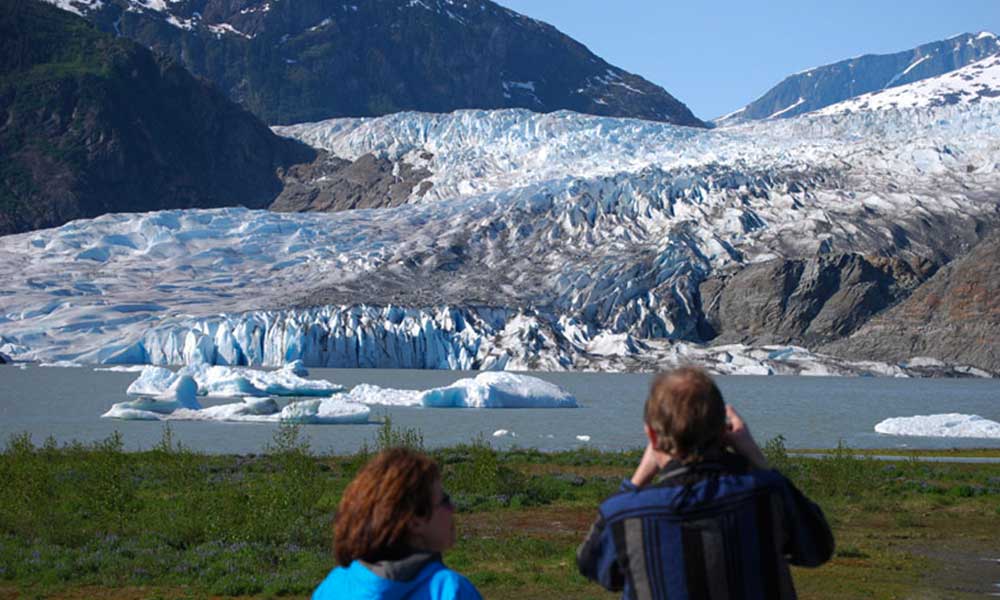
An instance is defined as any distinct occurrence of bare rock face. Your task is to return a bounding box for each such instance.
[699,253,936,346]
[822,231,1000,373]
[272,151,432,212]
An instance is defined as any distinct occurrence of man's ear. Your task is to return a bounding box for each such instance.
[644,423,658,449]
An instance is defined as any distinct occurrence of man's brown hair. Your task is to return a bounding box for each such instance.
[644,367,725,461]
[334,447,440,566]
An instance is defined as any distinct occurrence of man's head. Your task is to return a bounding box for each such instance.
[644,367,725,461]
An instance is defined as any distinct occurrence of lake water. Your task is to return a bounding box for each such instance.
[1,365,999,454]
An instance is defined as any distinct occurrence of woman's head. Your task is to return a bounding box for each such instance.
[644,367,725,461]
[334,447,455,566]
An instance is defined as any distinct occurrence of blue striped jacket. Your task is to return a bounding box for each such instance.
[577,453,834,600]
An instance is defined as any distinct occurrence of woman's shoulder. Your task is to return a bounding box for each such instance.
[424,564,483,600]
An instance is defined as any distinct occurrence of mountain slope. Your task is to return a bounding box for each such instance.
[45,0,704,126]
[814,53,1000,116]
[0,0,315,236]
[717,32,1000,125]
[822,230,1000,373]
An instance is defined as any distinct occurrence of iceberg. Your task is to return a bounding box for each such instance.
[275,398,371,424]
[342,383,422,406]
[108,396,370,424]
[103,375,201,419]
[874,413,1000,438]
[419,372,578,408]
[125,364,343,398]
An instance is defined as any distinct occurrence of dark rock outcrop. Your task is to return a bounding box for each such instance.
[822,232,1000,374]
[0,0,315,236]
[699,253,936,346]
[272,151,432,212]
[717,32,1000,124]
[57,0,705,126]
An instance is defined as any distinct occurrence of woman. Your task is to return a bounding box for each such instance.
[313,447,482,600]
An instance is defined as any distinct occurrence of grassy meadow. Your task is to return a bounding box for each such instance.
[1,422,999,599]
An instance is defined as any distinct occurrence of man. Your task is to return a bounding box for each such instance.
[577,367,834,599]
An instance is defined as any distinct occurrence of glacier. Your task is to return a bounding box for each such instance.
[2,77,1000,374]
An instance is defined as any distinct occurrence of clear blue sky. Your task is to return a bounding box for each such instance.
[494,0,1000,120]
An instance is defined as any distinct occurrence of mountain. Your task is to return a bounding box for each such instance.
[44,0,704,127]
[814,53,1000,116]
[716,32,1000,125]
[1,95,998,374]
[0,0,315,236]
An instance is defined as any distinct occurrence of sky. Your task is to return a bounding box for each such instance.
[493,0,1000,121]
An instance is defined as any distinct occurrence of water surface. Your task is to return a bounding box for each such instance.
[1,365,998,454]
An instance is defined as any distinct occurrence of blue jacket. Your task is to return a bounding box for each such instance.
[312,553,482,600]
[577,453,834,600]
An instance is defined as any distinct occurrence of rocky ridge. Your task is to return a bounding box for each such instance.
[46,0,705,126]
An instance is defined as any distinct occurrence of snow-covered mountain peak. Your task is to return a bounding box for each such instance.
[814,53,1000,116]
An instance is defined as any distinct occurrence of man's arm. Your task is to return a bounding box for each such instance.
[780,479,835,567]
[576,514,626,592]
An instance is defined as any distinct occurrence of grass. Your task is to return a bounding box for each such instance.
[1,425,999,599]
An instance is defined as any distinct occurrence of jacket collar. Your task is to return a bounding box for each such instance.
[360,551,442,582]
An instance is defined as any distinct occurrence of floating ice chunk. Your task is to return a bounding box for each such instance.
[343,383,422,406]
[170,398,281,422]
[875,413,1000,438]
[95,365,148,373]
[283,360,309,377]
[125,364,343,398]
[39,361,84,368]
[493,429,516,437]
[183,364,343,397]
[419,372,577,408]
[127,366,177,396]
[277,398,371,424]
[103,376,201,419]
[105,392,368,424]
[576,435,591,442]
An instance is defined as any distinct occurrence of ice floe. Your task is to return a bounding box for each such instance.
[103,375,202,420]
[341,383,421,406]
[94,365,149,372]
[419,372,577,408]
[874,413,1000,438]
[107,395,370,424]
[126,363,343,398]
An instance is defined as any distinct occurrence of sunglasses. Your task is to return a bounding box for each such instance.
[437,491,454,510]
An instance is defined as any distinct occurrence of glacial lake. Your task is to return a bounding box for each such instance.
[1,365,999,454]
